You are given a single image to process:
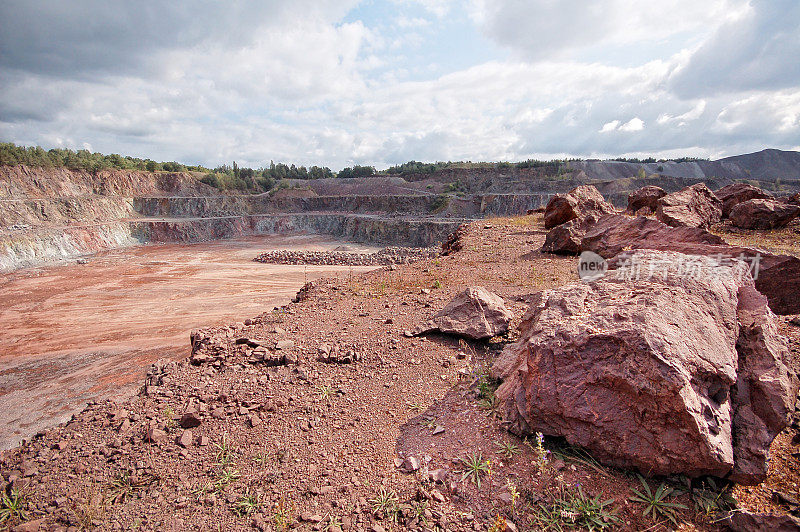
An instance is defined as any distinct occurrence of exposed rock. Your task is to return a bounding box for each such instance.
[413,287,512,339]
[541,218,591,255]
[275,339,295,351]
[729,199,800,230]
[441,224,468,255]
[581,214,800,315]
[543,185,615,229]
[729,285,799,484]
[493,250,794,479]
[581,214,727,258]
[727,510,800,532]
[176,430,193,448]
[145,427,168,444]
[716,183,772,217]
[656,183,722,228]
[625,185,666,214]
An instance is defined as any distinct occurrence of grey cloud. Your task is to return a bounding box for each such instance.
[670,0,800,97]
[0,0,353,78]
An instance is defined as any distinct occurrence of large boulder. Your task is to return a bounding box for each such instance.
[656,183,722,228]
[716,183,772,217]
[492,251,797,481]
[414,286,512,339]
[541,217,595,255]
[625,185,666,215]
[729,198,800,230]
[580,214,800,315]
[543,185,615,229]
[581,214,726,258]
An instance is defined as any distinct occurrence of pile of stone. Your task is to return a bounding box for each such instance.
[253,246,436,266]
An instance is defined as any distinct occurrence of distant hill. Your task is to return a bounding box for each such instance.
[718,149,800,182]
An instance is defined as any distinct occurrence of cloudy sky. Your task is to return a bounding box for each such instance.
[1,0,798,169]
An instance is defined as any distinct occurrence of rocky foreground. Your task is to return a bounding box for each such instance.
[1,207,799,531]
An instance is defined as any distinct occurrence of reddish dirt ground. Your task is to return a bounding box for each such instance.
[0,235,378,451]
[0,215,797,532]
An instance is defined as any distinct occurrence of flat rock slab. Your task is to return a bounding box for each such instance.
[413,286,512,340]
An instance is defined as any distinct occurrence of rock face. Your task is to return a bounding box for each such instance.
[543,185,615,229]
[541,218,592,255]
[492,250,797,481]
[727,511,800,532]
[729,285,798,483]
[656,183,722,228]
[715,183,772,217]
[578,214,800,315]
[625,186,666,214]
[414,286,512,339]
[581,214,727,258]
[729,198,800,230]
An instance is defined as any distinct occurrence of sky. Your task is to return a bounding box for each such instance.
[0,0,799,170]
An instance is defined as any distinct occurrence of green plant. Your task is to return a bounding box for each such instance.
[161,406,176,428]
[532,484,618,531]
[692,477,736,518]
[459,452,492,488]
[432,279,442,289]
[215,468,241,491]
[629,475,687,526]
[411,500,429,524]
[316,384,335,402]
[494,439,520,458]
[369,488,400,522]
[0,488,28,527]
[273,497,295,531]
[214,433,236,467]
[407,401,427,413]
[479,394,502,418]
[234,489,262,516]
[322,515,343,531]
[105,470,158,505]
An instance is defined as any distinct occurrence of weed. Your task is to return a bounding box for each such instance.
[488,513,508,532]
[432,279,442,289]
[233,489,262,516]
[692,477,736,518]
[551,445,609,479]
[105,470,158,505]
[214,468,241,492]
[0,489,28,528]
[273,497,296,531]
[459,452,492,489]
[214,433,236,467]
[321,515,343,531]
[161,406,176,429]
[533,484,618,530]
[506,478,520,511]
[422,416,438,429]
[316,384,336,402]
[369,488,400,523]
[72,479,107,530]
[479,394,502,418]
[411,500,429,525]
[494,439,520,459]
[407,401,427,413]
[629,474,687,526]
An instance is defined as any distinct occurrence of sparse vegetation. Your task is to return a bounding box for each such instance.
[369,487,400,523]
[0,488,28,528]
[629,474,687,526]
[494,439,520,458]
[459,452,492,488]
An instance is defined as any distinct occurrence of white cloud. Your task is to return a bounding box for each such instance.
[619,117,644,132]
[600,120,621,133]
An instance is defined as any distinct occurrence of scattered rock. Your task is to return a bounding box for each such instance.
[441,224,468,255]
[402,456,420,472]
[275,339,295,351]
[413,286,512,339]
[716,183,772,217]
[656,183,722,228]
[543,185,615,229]
[625,185,666,214]
[145,427,168,444]
[729,198,800,230]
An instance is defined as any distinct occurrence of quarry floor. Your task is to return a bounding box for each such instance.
[0,235,378,450]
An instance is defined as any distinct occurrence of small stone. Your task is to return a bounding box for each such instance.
[429,468,448,483]
[144,427,167,444]
[275,340,295,350]
[248,414,262,427]
[432,425,445,435]
[197,435,210,447]
[179,412,202,429]
[402,456,420,472]
[176,430,193,448]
